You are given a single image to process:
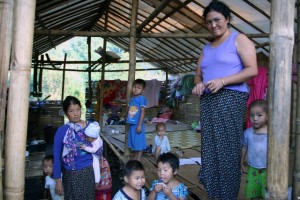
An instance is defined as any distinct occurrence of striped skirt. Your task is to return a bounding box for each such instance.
[198,89,248,200]
[63,166,95,200]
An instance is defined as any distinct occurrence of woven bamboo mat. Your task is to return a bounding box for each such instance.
[111,130,201,150]
[146,130,201,149]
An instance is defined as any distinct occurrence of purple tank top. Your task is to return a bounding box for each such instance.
[200,32,248,93]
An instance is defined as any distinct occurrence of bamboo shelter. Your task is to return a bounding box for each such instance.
[294,0,300,199]
[3,0,36,199]
[1,0,300,199]
[267,0,295,199]
[0,0,14,199]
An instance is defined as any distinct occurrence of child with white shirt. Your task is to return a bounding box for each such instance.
[152,122,171,161]
[43,155,64,200]
[241,99,268,200]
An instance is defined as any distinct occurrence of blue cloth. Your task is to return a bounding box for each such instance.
[127,95,147,151]
[53,123,93,179]
[200,32,248,93]
[126,95,147,124]
[128,123,146,151]
[113,188,146,200]
[242,128,267,169]
[150,180,188,200]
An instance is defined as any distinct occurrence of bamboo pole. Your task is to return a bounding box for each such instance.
[0,0,14,199]
[4,0,36,199]
[98,9,109,132]
[61,53,67,102]
[33,57,197,65]
[38,55,44,94]
[266,0,295,199]
[292,0,300,198]
[124,0,139,156]
[87,37,92,102]
[33,29,270,39]
[164,70,169,105]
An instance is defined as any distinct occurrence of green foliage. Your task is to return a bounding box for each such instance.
[30,37,166,107]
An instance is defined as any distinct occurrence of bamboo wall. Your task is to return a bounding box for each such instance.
[28,100,64,143]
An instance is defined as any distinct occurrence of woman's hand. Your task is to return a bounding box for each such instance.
[55,178,64,195]
[206,78,224,94]
[192,82,205,96]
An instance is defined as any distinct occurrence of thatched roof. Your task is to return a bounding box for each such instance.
[34,0,277,74]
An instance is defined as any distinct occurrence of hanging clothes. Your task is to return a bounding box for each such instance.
[246,67,268,128]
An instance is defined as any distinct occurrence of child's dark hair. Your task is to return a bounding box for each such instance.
[157,152,179,172]
[249,99,268,113]
[124,160,144,177]
[203,0,232,24]
[43,155,54,163]
[62,96,81,112]
[133,79,146,89]
[156,122,166,131]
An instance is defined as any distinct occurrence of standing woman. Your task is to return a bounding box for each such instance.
[192,1,258,199]
[53,96,95,200]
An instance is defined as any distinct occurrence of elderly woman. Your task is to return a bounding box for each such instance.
[53,96,95,200]
[192,1,258,199]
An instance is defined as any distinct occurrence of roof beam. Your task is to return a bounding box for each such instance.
[33,66,164,73]
[136,0,172,33]
[34,29,269,38]
[145,0,194,32]
[32,57,197,65]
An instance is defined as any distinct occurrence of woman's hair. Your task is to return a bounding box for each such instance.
[156,122,166,131]
[62,96,81,112]
[124,160,144,177]
[157,152,179,173]
[249,99,268,113]
[133,79,146,89]
[43,155,54,163]
[203,0,232,23]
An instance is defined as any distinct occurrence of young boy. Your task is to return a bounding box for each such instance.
[43,155,64,200]
[148,152,188,200]
[113,160,146,200]
[152,122,171,161]
[126,79,147,161]
[241,99,268,200]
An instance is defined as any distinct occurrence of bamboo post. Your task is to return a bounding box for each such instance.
[98,9,109,130]
[87,37,92,102]
[293,0,300,198]
[124,0,139,156]
[267,0,295,199]
[4,0,36,199]
[33,51,38,94]
[165,70,169,105]
[38,55,44,94]
[61,53,67,102]
[0,0,14,199]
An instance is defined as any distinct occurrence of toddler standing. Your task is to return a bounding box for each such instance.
[113,160,146,200]
[148,152,188,200]
[43,155,64,200]
[126,79,147,161]
[80,121,103,184]
[152,122,171,161]
[241,99,268,199]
